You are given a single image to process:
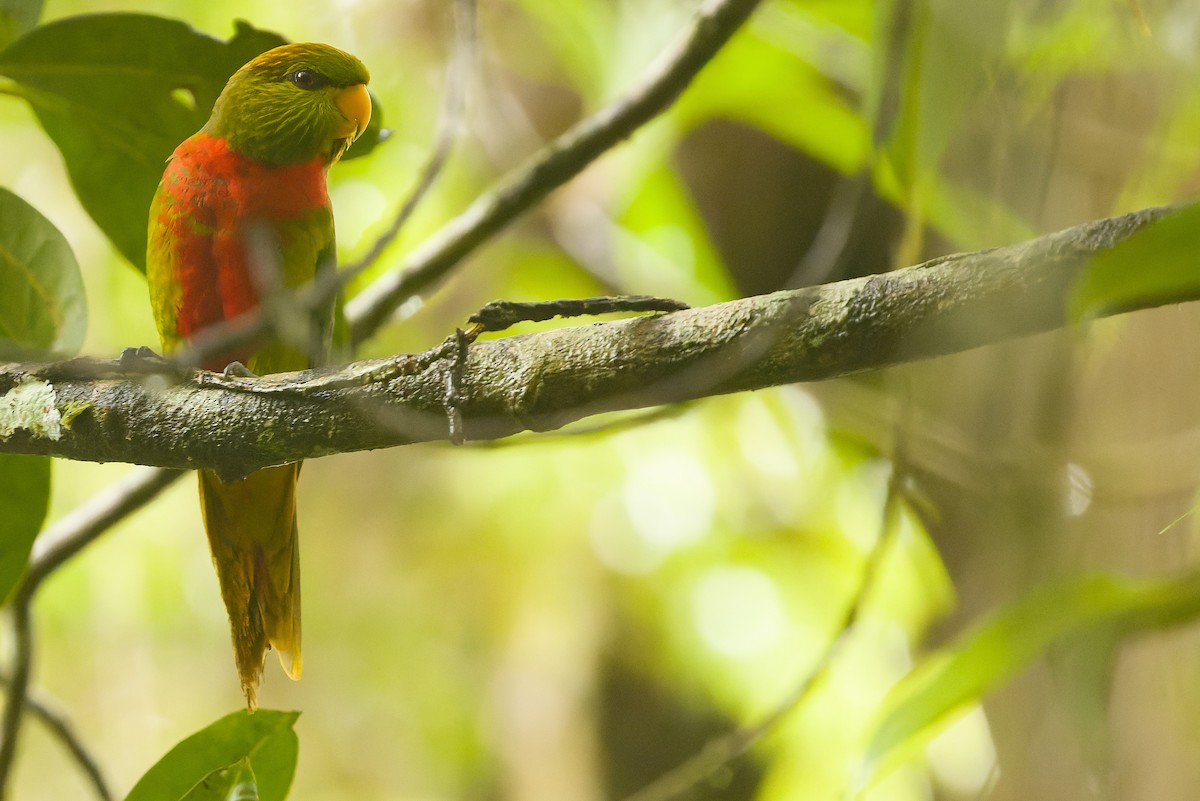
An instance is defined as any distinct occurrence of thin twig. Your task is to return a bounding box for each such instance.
[24,468,185,588]
[786,0,912,289]
[62,0,750,372]
[0,606,31,801]
[338,0,476,284]
[0,467,183,800]
[618,473,906,801]
[344,0,767,343]
[0,675,112,801]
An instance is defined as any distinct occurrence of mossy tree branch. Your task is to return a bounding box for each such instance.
[0,206,1173,479]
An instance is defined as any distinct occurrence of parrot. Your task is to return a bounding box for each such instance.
[146,42,371,709]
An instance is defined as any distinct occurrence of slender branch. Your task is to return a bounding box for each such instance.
[0,605,32,801]
[0,205,1172,477]
[0,467,183,799]
[343,0,767,342]
[338,0,476,285]
[23,468,185,588]
[24,691,112,801]
[619,464,906,801]
[0,675,112,801]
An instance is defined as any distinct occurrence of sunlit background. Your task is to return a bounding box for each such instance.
[5,0,1200,799]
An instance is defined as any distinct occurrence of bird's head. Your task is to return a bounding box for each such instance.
[204,42,371,167]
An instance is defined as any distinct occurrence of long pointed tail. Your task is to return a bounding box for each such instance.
[198,464,303,709]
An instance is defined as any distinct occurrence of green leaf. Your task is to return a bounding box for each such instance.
[125,709,300,801]
[0,454,50,603]
[862,572,1200,788]
[1070,204,1200,322]
[0,0,40,50]
[0,187,86,359]
[0,15,287,270]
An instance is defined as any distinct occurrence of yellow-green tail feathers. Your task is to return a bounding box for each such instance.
[199,466,302,709]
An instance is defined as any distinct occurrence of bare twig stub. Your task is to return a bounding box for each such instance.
[0,206,1174,477]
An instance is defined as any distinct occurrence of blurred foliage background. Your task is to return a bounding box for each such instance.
[5,0,1200,799]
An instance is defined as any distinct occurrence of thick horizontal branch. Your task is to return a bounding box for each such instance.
[0,206,1174,477]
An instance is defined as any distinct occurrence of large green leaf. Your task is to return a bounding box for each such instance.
[1070,203,1200,322]
[0,454,50,603]
[0,15,287,270]
[125,709,299,801]
[861,572,1200,788]
[0,187,85,359]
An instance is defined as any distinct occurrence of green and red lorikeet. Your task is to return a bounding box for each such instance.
[146,43,371,708]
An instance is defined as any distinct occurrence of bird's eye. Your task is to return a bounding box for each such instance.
[287,69,325,90]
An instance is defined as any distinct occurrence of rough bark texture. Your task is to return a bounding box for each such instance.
[0,206,1175,478]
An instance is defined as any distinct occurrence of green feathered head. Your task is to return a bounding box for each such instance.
[204,42,371,167]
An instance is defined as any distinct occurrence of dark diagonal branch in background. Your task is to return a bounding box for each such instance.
[0,467,182,800]
[0,206,1173,477]
[620,468,906,801]
[343,0,767,342]
[620,385,933,801]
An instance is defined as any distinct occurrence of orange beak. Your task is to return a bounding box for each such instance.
[333,83,372,141]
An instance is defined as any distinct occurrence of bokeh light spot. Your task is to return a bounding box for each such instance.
[691,566,787,657]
